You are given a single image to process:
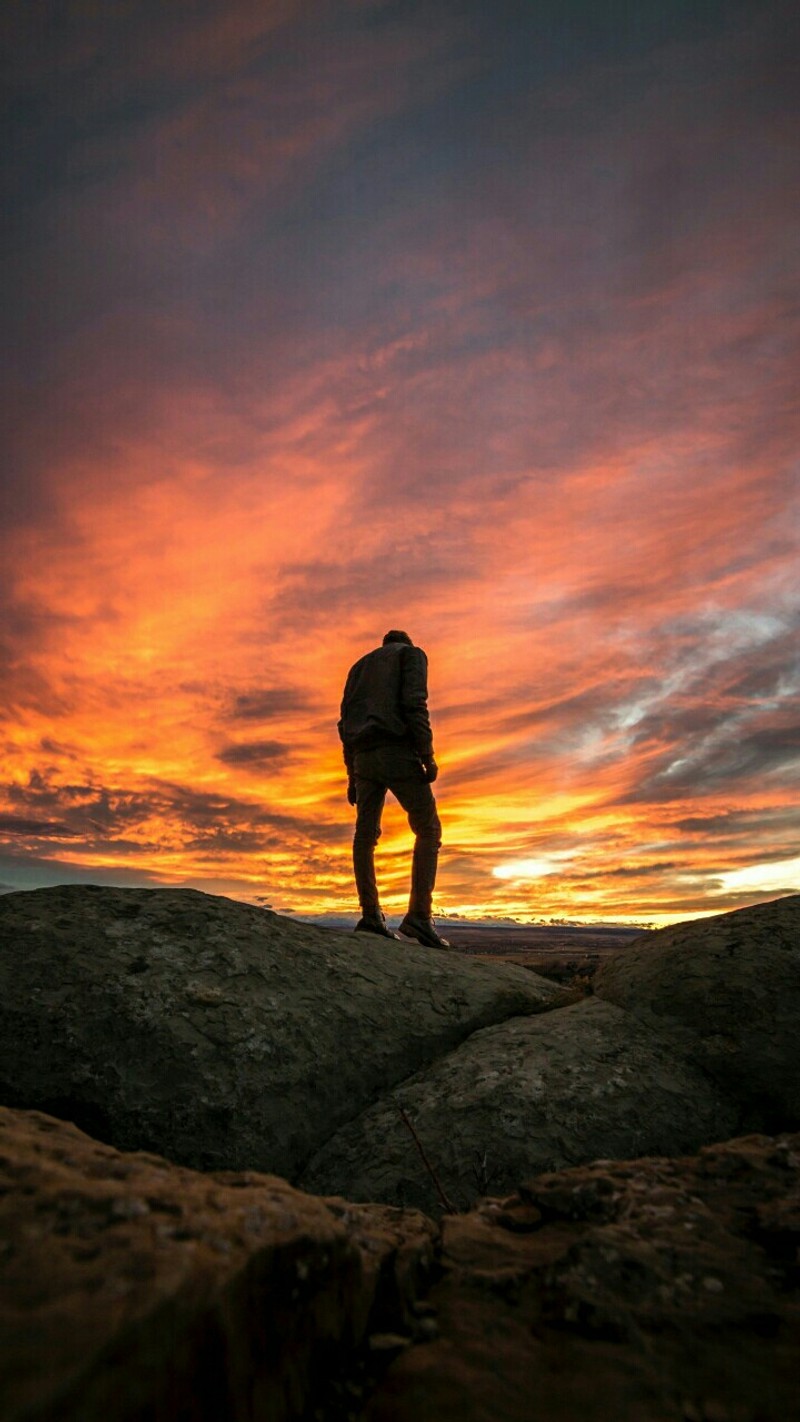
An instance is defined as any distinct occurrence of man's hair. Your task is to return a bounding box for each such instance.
[383,629,413,646]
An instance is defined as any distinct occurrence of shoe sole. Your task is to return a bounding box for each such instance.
[398,926,451,950]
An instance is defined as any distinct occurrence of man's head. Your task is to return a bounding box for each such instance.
[383,629,413,646]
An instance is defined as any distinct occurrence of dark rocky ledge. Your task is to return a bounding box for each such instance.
[1,887,798,1419]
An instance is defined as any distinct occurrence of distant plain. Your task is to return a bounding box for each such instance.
[433,921,650,989]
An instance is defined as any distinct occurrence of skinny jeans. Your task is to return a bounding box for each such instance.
[352,745,442,918]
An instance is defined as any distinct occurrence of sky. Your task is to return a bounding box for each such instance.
[1,0,798,925]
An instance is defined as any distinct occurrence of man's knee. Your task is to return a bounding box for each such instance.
[354,819,382,849]
[410,805,441,848]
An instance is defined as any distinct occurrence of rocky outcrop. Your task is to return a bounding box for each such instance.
[3,887,799,1226]
[0,1105,436,1422]
[300,998,740,1215]
[365,1131,800,1422]
[0,886,562,1178]
[596,894,800,1129]
[4,1106,799,1422]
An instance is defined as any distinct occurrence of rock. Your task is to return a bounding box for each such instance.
[364,1132,800,1422]
[0,1105,437,1422]
[4,1110,799,1422]
[0,886,563,1178]
[300,999,740,1215]
[595,895,800,1128]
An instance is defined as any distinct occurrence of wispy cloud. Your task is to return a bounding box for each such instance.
[1,1,798,919]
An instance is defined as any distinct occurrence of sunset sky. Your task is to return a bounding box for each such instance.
[2,0,798,925]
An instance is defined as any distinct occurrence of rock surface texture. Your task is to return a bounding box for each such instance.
[595,894,800,1129]
[2,1107,798,1422]
[0,1106,437,1422]
[0,885,562,1178]
[364,1131,800,1422]
[2,887,798,1214]
[301,998,740,1216]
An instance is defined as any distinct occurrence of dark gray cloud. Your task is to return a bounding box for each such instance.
[0,768,335,855]
[216,740,289,767]
[674,807,799,837]
[228,689,314,720]
[651,724,799,795]
[0,814,81,839]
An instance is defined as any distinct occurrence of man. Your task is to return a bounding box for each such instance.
[338,629,449,949]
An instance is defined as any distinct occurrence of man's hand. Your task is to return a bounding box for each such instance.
[422,756,438,783]
[347,776,358,806]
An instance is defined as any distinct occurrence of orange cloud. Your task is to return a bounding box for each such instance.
[1,2,798,920]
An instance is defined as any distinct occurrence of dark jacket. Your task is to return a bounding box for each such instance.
[338,641,435,774]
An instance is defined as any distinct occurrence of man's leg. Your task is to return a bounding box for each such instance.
[352,771,387,920]
[391,775,442,918]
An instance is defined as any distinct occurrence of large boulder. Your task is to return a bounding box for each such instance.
[0,1105,437,1422]
[0,886,562,1177]
[364,1131,800,1422]
[300,999,740,1215]
[595,894,800,1129]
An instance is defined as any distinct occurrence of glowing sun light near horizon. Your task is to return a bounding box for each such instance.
[493,853,577,881]
[712,856,800,897]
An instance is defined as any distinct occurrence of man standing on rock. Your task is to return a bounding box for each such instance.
[338,629,449,948]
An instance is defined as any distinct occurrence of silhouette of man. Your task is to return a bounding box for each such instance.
[338,630,449,948]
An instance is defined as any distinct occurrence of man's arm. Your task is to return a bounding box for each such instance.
[337,715,354,775]
[338,669,357,805]
[338,664,356,774]
[338,724,357,801]
[400,646,436,775]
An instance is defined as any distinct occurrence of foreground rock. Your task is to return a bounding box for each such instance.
[301,999,740,1215]
[596,894,800,1129]
[366,1131,800,1422]
[0,1106,436,1422]
[3,1106,798,1422]
[0,886,562,1177]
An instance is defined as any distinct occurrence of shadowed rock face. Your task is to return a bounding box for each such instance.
[300,998,740,1216]
[0,1106,436,1422]
[595,894,800,1130]
[0,885,563,1178]
[1,887,798,1221]
[3,1106,799,1422]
